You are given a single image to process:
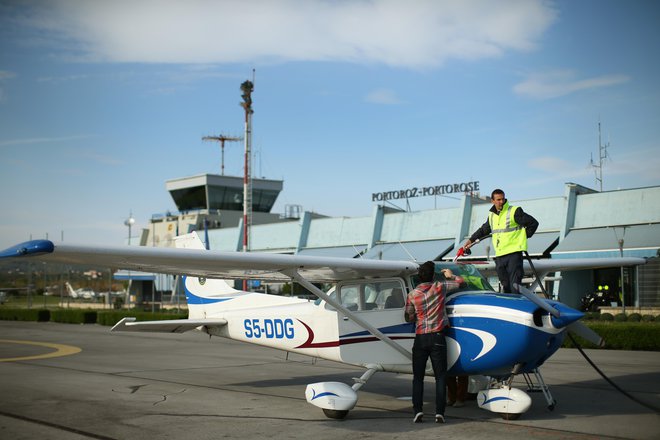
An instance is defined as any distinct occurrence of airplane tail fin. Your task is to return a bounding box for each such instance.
[64,282,77,298]
[173,231,209,250]
[174,232,242,318]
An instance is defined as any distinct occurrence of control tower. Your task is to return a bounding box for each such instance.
[167,174,282,213]
[145,173,284,248]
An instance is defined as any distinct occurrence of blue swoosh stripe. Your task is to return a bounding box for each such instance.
[185,295,234,305]
[483,396,513,404]
[311,391,339,401]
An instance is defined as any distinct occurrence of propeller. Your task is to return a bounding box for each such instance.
[568,322,605,347]
[516,284,604,346]
[515,283,560,318]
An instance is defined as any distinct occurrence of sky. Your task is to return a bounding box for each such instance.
[1,0,659,249]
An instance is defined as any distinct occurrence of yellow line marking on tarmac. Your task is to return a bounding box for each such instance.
[0,339,82,362]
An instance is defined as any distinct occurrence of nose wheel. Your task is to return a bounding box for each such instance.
[499,412,521,420]
[323,409,349,419]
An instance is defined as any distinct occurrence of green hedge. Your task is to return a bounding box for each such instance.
[50,309,99,324]
[97,310,187,326]
[0,308,49,322]
[563,322,660,351]
[0,308,186,326]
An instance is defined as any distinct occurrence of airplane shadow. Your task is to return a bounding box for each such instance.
[229,369,660,423]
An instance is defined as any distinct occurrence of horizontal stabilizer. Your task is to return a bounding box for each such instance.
[111,317,227,333]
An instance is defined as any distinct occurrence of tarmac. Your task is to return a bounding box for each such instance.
[0,320,658,440]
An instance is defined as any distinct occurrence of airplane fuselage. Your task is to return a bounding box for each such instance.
[187,276,578,378]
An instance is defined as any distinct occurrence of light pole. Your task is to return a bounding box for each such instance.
[619,238,626,314]
[124,212,135,245]
[124,212,135,309]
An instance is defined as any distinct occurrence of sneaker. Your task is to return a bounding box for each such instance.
[446,400,455,407]
[435,414,445,423]
[413,412,424,423]
[453,400,465,408]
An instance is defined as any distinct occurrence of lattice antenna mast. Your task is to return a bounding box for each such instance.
[590,120,610,191]
[202,134,243,176]
[240,78,254,256]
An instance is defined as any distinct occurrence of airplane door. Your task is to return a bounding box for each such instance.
[333,279,413,364]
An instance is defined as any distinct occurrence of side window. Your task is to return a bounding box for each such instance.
[337,280,405,312]
[383,286,405,309]
[339,285,359,311]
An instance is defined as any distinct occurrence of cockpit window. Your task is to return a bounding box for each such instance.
[411,262,494,294]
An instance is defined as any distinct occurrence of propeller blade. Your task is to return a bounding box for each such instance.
[568,321,605,347]
[514,283,561,318]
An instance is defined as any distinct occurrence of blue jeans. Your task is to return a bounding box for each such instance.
[412,331,447,415]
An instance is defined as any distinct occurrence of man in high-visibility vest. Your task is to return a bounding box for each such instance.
[463,189,538,293]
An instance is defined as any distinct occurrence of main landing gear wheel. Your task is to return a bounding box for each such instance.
[322,409,349,419]
[499,412,521,420]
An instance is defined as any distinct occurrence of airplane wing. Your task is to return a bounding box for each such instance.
[471,257,646,276]
[111,317,227,333]
[0,240,418,283]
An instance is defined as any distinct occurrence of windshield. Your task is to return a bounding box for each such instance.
[411,262,495,294]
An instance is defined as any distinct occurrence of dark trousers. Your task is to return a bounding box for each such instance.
[447,375,469,403]
[495,251,524,293]
[412,332,447,415]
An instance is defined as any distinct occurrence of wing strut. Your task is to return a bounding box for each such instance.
[283,269,412,361]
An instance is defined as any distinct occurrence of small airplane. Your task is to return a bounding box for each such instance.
[0,233,646,420]
[64,281,97,300]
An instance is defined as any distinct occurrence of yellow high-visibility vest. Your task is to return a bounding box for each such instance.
[489,202,528,256]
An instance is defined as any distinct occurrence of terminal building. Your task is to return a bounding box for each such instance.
[137,174,660,313]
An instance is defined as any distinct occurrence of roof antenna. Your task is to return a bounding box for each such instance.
[590,118,610,191]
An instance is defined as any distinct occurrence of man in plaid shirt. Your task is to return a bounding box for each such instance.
[405,261,464,423]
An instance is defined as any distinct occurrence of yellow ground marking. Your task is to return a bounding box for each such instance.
[0,339,82,362]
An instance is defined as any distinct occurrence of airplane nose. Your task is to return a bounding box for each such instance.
[550,305,584,328]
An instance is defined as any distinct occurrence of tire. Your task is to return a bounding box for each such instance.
[499,412,521,420]
[322,409,349,419]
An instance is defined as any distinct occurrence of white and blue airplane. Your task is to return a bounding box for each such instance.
[0,233,646,420]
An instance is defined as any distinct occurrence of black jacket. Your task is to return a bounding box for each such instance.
[470,201,539,242]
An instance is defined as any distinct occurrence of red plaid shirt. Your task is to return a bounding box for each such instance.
[405,277,463,334]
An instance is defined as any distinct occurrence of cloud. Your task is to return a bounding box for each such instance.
[0,71,16,81]
[16,0,557,69]
[528,156,592,179]
[603,147,660,181]
[365,88,402,105]
[78,150,123,166]
[513,70,630,99]
[0,134,94,147]
[0,70,17,101]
